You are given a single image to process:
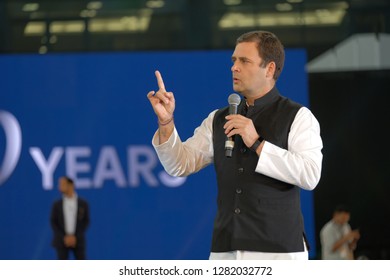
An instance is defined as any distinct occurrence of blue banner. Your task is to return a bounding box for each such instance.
[0,49,314,259]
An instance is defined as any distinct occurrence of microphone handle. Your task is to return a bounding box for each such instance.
[225,138,234,157]
[229,104,238,115]
[225,104,238,157]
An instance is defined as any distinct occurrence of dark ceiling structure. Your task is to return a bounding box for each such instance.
[1,0,389,60]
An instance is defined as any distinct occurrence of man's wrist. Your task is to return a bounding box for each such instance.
[250,136,264,152]
[158,116,174,126]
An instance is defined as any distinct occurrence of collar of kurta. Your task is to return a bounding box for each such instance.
[240,86,280,116]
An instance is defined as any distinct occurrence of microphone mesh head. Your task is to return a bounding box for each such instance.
[228,93,241,105]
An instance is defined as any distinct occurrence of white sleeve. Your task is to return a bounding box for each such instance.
[255,107,323,190]
[152,110,216,177]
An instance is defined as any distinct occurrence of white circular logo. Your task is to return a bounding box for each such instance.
[0,110,22,186]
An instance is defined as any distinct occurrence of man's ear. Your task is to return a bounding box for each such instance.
[266,61,276,79]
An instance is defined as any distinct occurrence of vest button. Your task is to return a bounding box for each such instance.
[234,208,241,214]
[238,167,244,174]
[236,188,242,194]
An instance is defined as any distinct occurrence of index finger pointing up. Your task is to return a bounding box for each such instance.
[155,70,166,91]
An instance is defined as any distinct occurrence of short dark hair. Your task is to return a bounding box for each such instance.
[334,204,350,213]
[62,176,74,186]
[236,30,285,81]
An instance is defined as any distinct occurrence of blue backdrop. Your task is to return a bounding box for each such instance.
[0,49,315,259]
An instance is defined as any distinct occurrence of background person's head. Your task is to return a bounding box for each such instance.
[58,176,75,197]
[332,204,351,225]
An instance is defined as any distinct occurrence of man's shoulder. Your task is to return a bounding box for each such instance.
[214,105,229,116]
[77,197,89,207]
[320,221,335,234]
[50,199,62,212]
[277,94,304,110]
[77,196,88,203]
[52,198,62,205]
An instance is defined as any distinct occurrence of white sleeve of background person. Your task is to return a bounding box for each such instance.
[255,107,323,190]
[152,110,216,177]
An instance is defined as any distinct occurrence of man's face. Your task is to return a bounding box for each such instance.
[335,212,351,225]
[231,41,270,97]
[58,177,69,194]
[340,212,351,224]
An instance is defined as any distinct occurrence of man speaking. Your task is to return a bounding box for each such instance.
[147,30,323,260]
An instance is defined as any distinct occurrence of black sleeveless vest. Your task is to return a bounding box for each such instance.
[211,87,306,253]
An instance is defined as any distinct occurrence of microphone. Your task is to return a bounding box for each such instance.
[225,93,241,158]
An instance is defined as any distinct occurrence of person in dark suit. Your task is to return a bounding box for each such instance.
[50,176,90,260]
